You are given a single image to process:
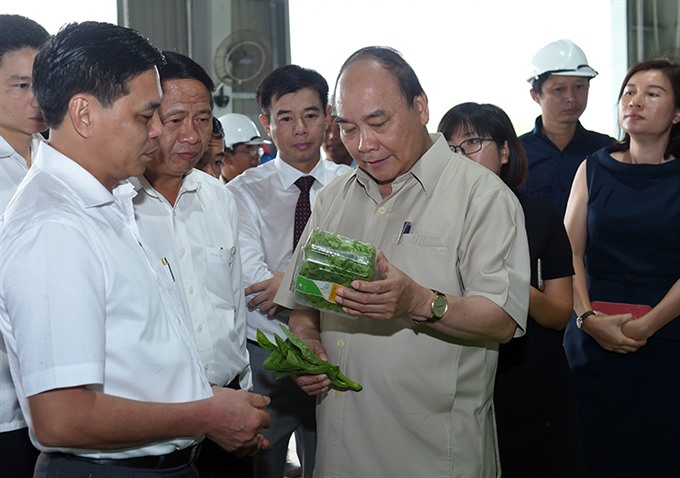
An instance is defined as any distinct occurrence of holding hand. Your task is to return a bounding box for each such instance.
[206,387,271,456]
[620,314,653,343]
[335,251,430,320]
[583,313,647,354]
[291,337,332,396]
[245,271,284,317]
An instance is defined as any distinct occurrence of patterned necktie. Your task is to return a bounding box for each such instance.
[293,176,315,249]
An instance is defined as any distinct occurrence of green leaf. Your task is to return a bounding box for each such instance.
[274,333,288,353]
[280,325,326,366]
[256,329,277,351]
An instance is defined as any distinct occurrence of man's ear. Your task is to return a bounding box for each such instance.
[529,88,541,105]
[68,94,94,138]
[259,113,271,136]
[414,93,429,126]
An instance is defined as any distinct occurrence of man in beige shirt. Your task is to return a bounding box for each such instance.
[275,47,530,477]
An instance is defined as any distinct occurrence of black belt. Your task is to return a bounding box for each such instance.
[54,441,202,470]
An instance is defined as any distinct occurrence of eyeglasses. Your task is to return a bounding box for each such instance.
[448,138,495,155]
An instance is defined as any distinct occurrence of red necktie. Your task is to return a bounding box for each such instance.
[293,176,315,249]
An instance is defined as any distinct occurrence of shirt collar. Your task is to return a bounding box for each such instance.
[273,154,325,190]
[0,133,44,162]
[34,142,116,208]
[533,115,587,140]
[341,133,449,199]
[129,169,201,201]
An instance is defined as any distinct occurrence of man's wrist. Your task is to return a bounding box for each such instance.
[412,288,447,325]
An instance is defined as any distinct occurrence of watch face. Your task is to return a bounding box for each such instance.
[433,294,448,318]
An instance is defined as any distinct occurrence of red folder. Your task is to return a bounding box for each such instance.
[591,301,652,318]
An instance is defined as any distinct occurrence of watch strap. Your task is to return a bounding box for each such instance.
[576,310,597,329]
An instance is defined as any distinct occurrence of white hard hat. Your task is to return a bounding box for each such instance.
[527,39,598,83]
[218,113,271,149]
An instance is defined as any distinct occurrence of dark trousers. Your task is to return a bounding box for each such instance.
[195,376,253,478]
[247,341,316,478]
[33,452,199,478]
[194,438,252,478]
[0,427,39,478]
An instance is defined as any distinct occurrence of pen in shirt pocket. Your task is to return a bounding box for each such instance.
[537,258,544,291]
[397,221,412,244]
[162,257,176,282]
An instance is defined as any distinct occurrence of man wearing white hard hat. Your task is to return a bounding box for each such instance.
[218,113,270,183]
[520,39,613,216]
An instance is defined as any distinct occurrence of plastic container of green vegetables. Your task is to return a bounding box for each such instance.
[294,228,377,317]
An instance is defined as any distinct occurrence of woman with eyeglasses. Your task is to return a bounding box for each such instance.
[438,103,587,478]
[562,59,680,477]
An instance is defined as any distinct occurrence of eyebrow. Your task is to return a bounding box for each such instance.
[7,74,31,82]
[626,83,668,92]
[144,101,162,111]
[274,105,322,118]
[336,109,386,124]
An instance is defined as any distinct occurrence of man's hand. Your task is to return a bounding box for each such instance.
[291,337,332,396]
[289,310,332,396]
[205,387,271,456]
[582,313,647,354]
[245,272,284,317]
[334,251,430,320]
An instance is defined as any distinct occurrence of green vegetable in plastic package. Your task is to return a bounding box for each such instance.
[294,228,376,315]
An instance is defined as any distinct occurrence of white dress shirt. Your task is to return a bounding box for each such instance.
[129,170,251,389]
[0,133,43,433]
[0,142,211,458]
[227,156,351,342]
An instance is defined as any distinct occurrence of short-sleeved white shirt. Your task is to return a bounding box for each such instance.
[0,133,43,433]
[129,171,251,389]
[227,156,351,342]
[0,142,212,458]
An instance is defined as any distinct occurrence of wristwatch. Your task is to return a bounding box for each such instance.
[415,289,448,325]
[576,310,597,329]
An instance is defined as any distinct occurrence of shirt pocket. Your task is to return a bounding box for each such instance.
[389,234,459,293]
[394,233,449,248]
[204,246,236,308]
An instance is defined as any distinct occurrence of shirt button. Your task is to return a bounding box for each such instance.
[188,286,194,294]
[197,324,203,333]
[377,207,386,214]
[203,364,209,371]
[180,248,186,257]
[337,340,345,348]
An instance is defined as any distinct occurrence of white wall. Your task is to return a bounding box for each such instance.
[290,0,626,138]
[3,0,627,138]
[2,0,117,34]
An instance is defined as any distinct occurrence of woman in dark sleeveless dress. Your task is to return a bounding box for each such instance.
[563,58,680,477]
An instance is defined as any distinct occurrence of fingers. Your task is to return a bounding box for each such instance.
[294,373,331,396]
[376,250,390,276]
[244,280,267,297]
[247,391,271,409]
[238,434,269,457]
[247,290,275,313]
[266,304,281,317]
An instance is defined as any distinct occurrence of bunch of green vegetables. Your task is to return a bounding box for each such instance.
[256,325,362,391]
